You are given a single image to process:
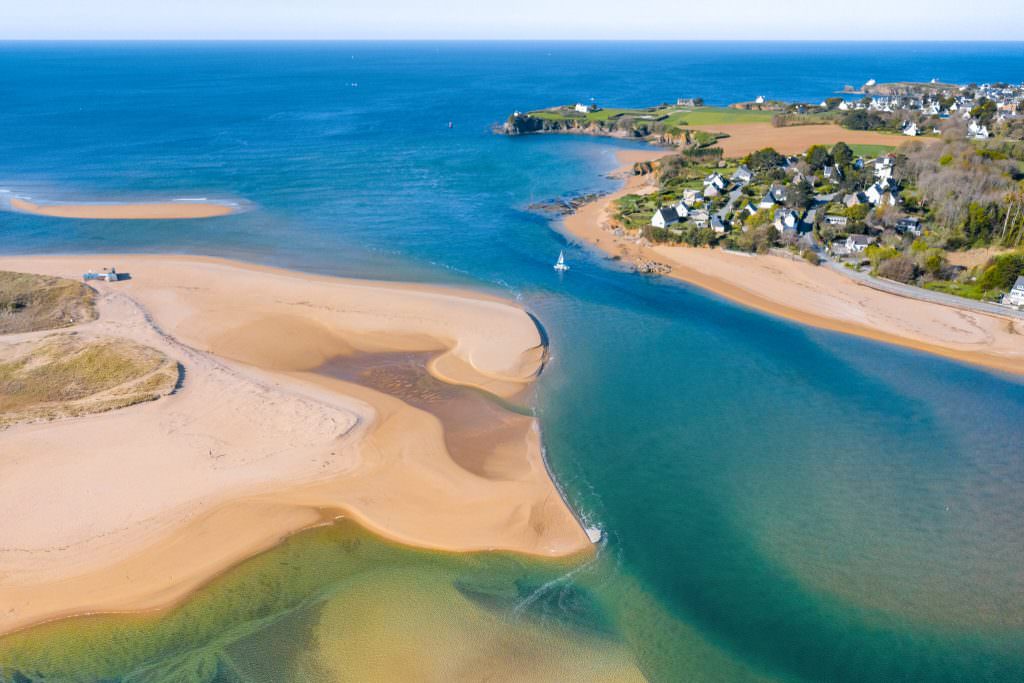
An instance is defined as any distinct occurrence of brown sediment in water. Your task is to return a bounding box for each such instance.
[0,254,590,637]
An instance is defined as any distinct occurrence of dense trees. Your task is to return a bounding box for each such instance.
[744,147,786,172]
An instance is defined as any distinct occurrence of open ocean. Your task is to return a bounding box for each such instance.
[1,42,1023,681]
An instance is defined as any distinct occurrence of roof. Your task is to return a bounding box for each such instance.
[847,234,872,245]
[1013,276,1024,290]
[655,207,678,221]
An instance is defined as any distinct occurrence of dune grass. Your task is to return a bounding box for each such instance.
[0,334,178,427]
[0,271,97,334]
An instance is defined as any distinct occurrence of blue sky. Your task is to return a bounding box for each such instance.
[3,0,1023,40]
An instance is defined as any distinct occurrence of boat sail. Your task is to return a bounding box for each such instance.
[553,250,570,272]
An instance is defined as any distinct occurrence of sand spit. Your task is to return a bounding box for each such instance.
[9,197,236,220]
[0,255,589,636]
[561,151,1024,376]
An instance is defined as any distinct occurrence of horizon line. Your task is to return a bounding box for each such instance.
[1,38,1023,43]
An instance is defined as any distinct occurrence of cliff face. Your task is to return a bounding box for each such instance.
[502,114,686,146]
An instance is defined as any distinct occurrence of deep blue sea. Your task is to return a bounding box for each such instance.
[1,42,1023,681]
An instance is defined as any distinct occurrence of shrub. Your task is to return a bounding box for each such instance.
[877,256,917,283]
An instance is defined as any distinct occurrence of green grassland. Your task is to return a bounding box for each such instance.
[0,334,179,427]
[844,143,897,158]
[525,105,774,130]
[0,270,98,334]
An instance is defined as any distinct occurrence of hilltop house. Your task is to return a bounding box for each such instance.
[1004,276,1024,307]
[651,207,680,229]
[574,102,597,114]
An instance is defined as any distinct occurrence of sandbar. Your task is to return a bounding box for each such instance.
[0,254,589,636]
[10,197,236,220]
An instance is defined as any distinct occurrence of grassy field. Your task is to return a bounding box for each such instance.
[844,143,897,158]
[0,334,178,427]
[526,105,774,128]
[0,271,97,334]
[921,280,995,301]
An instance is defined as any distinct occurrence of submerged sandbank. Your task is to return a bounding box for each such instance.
[9,197,237,219]
[0,254,589,636]
[561,151,1024,377]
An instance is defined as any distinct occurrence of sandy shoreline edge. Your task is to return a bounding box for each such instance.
[561,149,1024,377]
[0,254,591,636]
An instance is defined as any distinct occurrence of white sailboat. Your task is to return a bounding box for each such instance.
[553,250,570,272]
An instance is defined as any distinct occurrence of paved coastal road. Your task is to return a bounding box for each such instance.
[817,253,1024,321]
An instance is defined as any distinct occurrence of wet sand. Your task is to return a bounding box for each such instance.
[0,254,590,636]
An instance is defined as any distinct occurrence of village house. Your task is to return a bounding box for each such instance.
[865,183,898,206]
[674,202,690,219]
[710,216,727,233]
[681,188,703,207]
[691,209,710,228]
[704,173,727,191]
[822,165,842,182]
[651,207,679,229]
[773,209,800,233]
[1004,276,1024,307]
[845,234,875,252]
[843,192,866,208]
[824,214,848,226]
[731,165,754,184]
[896,216,922,236]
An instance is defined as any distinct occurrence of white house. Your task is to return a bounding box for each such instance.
[845,234,874,252]
[823,165,842,182]
[824,214,849,226]
[651,207,680,228]
[865,183,898,206]
[1003,276,1024,307]
[690,209,710,228]
[874,157,894,180]
[902,121,920,136]
[710,216,727,233]
[573,102,597,114]
[757,192,778,210]
[843,192,867,208]
[731,165,754,184]
[838,100,851,111]
[896,217,922,236]
[774,209,800,233]
[704,173,727,191]
[681,188,703,207]
[967,120,990,139]
[674,202,690,219]
[755,95,766,104]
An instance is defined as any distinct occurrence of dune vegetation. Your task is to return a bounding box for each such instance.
[0,271,97,334]
[0,334,178,427]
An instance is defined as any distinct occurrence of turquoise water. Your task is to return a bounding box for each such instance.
[1,42,1023,681]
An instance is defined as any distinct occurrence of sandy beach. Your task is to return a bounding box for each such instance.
[562,151,1024,376]
[9,197,236,219]
[0,255,590,636]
